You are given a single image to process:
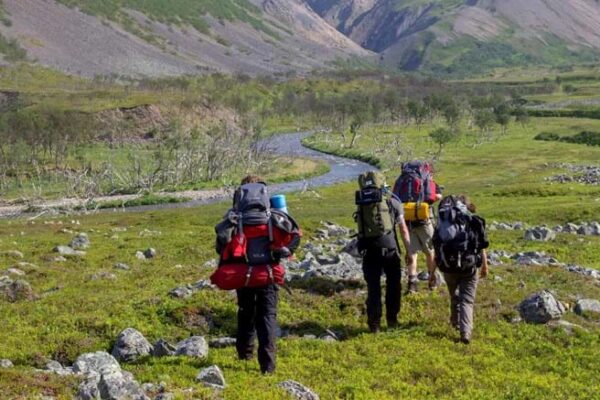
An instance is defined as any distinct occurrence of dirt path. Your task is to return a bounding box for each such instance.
[0,132,375,218]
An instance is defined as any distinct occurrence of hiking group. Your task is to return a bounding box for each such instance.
[210,161,489,373]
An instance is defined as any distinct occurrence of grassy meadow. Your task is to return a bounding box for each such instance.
[1,107,600,399]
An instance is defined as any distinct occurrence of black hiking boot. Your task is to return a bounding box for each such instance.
[387,319,399,330]
[460,333,471,345]
[407,279,418,294]
[368,322,381,333]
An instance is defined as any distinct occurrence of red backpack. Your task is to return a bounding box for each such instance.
[211,183,300,290]
[393,161,438,204]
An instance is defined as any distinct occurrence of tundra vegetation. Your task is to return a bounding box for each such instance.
[0,63,599,398]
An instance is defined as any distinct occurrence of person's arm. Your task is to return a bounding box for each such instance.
[398,219,411,256]
[480,249,489,279]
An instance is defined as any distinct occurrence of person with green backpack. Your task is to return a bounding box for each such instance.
[354,171,411,333]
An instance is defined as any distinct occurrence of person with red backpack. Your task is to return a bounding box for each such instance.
[393,161,442,294]
[211,175,301,373]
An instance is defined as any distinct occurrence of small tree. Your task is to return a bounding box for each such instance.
[429,127,457,159]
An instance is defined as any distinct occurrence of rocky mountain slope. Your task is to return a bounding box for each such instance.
[303,0,600,74]
[1,0,600,77]
[0,0,371,77]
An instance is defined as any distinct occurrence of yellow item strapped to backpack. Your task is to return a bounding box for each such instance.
[403,202,431,222]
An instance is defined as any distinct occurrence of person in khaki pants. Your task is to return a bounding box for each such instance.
[432,195,489,344]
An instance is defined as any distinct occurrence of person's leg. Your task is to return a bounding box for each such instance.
[407,226,422,293]
[236,288,257,360]
[457,271,479,343]
[362,250,383,332]
[255,284,279,373]
[383,250,402,328]
[443,273,459,329]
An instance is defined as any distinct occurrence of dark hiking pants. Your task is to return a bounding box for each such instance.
[362,248,402,327]
[236,285,279,373]
[444,270,479,339]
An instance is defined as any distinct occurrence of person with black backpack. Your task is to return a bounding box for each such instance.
[354,171,411,333]
[211,175,301,373]
[392,161,442,294]
[432,195,489,344]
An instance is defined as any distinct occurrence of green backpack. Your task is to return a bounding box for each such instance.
[354,171,394,240]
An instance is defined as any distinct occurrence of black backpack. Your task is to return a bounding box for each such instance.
[433,196,489,273]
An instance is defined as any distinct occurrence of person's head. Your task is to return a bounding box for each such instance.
[240,175,265,185]
[457,194,476,213]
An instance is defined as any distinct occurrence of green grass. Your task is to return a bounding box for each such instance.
[0,112,599,398]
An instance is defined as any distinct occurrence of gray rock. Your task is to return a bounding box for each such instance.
[519,290,566,324]
[46,360,74,376]
[574,299,600,315]
[114,263,130,271]
[98,370,150,400]
[278,380,320,400]
[547,320,584,335]
[341,238,361,258]
[74,352,148,400]
[1,279,35,302]
[77,375,101,400]
[577,225,595,236]
[202,259,218,269]
[0,359,13,368]
[196,365,226,389]
[54,246,86,257]
[2,250,24,259]
[155,394,174,400]
[143,248,157,259]
[90,272,117,281]
[175,336,208,358]
[168,286,193,299]
[316,254,340,265]
[73,352,122,376]
[4,268,26,276]
[151,339,176,357]
[112,328,153,362]
[524,227,556,242]
[135,251,146,260]
[191,279,215,291]
[70,233,91,250]
[563,223,580,233]
[322,221,350,237]
[209,337,236,348]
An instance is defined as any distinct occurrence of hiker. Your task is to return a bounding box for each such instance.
[354,171,411,333]
[392,161,442,293]
[432,195,489,344]
[210,175,301,373]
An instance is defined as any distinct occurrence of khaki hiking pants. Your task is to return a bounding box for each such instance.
[443,270,479,340]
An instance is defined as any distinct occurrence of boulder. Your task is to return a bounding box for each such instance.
[4,268,25,276]
[175,336,208,358]
[135,251,146,260]
[151,339,176,357]
[278,380,320,400]
[547,320,584,335]
[70,233,91,250]
[54,246,86,257]
[518,290,565,324]
[73,352,122,376]
[196,365,226,389]
[574,299,600,316]
[316,254,340,265]
[74,352,148,400]
[0,359,13,368]
[112,328,153,362]
[524,227,556,242]
[155,394,174,400]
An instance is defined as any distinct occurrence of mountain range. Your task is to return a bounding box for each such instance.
[0,0,600,77]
